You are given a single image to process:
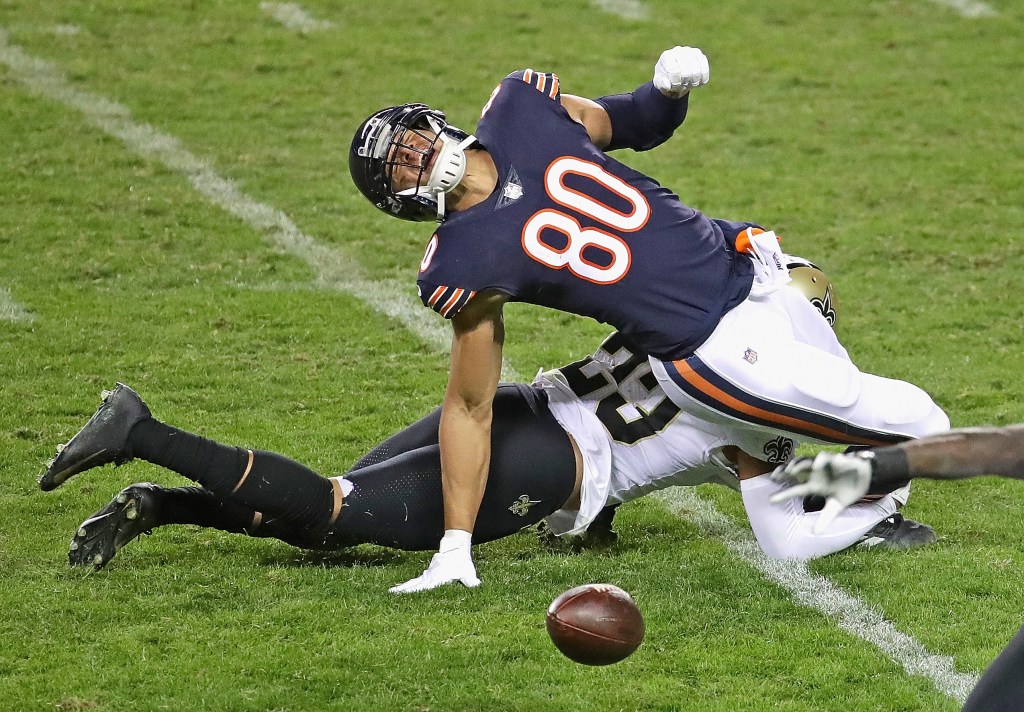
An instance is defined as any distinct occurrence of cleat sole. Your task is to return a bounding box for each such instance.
[67,483,161,570]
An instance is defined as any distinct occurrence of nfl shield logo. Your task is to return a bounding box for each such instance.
[743,348,758,364]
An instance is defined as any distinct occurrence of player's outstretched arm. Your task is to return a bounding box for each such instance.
[770,425,1024,533]
[390,292,507,594]
[561,45,710,152]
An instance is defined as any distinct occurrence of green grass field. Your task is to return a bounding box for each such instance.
[2,1,1023,710]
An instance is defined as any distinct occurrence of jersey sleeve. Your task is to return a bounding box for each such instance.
[417,281,478,319]
[503,69,561,101]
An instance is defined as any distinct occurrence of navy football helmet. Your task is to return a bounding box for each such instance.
[349,103,474,222]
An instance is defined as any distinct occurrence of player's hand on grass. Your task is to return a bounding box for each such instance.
[769,452,874,534]
[389,529,481,594]
[654,46,710,98]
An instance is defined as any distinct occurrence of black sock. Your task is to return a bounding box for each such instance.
[158,486,258,533]
[129,419,336,538]
[129,418,248,493]
[156,486,342,550]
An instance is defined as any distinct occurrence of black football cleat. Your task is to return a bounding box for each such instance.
[857,513,937,550]
[39,383,151,492]
[69,483,162,570]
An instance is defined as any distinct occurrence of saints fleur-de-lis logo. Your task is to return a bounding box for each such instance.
[810,286,837,326]
[763,436,795,465]
[509,494,541,517]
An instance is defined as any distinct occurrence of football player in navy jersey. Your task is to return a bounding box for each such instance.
[348,44,949,591]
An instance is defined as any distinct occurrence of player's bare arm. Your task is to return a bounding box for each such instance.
[440,290,508,532]
[387,290,509,593]
[559,94,613,148]
[900,425,1024,481]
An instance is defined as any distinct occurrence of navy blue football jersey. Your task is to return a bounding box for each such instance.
[417,69,756,360]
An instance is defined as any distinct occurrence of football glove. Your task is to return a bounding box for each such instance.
[653,46,710,98]
[769,452,874,534]
[389,529,481,594]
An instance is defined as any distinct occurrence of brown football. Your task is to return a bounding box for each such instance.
[546,583,645,665]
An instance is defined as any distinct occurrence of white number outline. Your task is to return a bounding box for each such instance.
[419,234,438,272]
[521,157,650,284]
[522,209,632,284]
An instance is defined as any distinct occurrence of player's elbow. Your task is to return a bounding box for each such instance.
[443,391,494,426]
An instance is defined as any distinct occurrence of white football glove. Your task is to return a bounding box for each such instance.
[653,46,710,98]
[389,529,481,594]
[769,452,874,534]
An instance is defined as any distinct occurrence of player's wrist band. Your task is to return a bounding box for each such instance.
[440,529,473,551]
[860,447,910,484]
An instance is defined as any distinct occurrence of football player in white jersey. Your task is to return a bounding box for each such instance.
[40,261,932,583]
[534,259,929,561]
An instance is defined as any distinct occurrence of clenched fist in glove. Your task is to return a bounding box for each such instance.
[653,46,710,98]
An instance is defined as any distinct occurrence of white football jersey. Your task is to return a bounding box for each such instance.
[535,332,742,535]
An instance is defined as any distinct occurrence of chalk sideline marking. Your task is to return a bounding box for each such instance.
[259,2,332,33]
[0,286,33,322]
[655,487,978,703]
[590,0,649,21]
[0,27,976,703]
[926,0,998,18]
[0,27,456,361]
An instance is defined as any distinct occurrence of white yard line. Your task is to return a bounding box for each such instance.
[925,0,998,17]
[0,286,33,322]
[0,27,453,360]
[590,0,649,21]
[259,2,332,33]
[0,27,977,702]
[655,487,979,704]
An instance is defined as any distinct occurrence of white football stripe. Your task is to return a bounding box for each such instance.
[259,2,332,33]
[590,0,650,21]
[0,27,461,362]
[0,286,33,322]
[925,0,998,17]
[655,487,979,703]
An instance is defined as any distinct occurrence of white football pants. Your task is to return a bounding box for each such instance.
[651,283,950,462]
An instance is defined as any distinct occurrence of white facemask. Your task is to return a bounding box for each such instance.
[395,118,476,219]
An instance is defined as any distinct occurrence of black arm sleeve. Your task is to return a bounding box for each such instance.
[595,81,690,152]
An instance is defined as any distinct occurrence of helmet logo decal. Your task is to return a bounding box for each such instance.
[810,287,836,326]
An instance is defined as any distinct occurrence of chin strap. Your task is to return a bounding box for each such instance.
[426,132,477,218]
[395,123,476,220]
